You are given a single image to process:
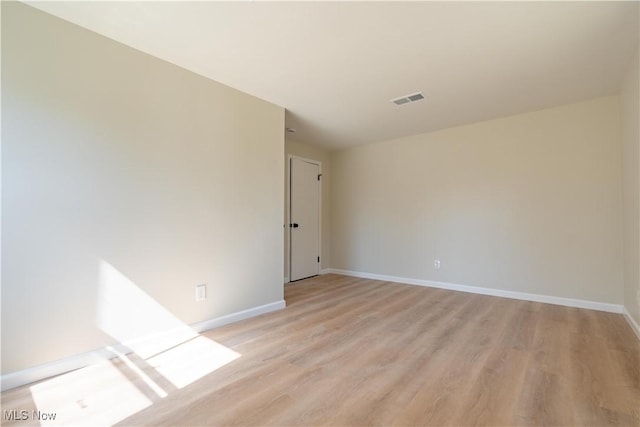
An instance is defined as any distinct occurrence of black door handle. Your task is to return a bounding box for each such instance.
[290,223,299,228]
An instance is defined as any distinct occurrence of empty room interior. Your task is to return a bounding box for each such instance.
[2,1,640,426]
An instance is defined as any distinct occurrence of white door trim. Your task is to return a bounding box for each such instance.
[287,155,322,281]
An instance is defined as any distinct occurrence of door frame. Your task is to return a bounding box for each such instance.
[287,154,322,283]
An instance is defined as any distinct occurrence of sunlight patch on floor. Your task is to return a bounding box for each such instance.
[147,336,240,389]
[29,360,152,426]
[27,336,241,426]
[23,261,242,426]
[108,346,168,398]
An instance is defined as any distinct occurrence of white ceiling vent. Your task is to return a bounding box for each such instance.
[391,92,424,106]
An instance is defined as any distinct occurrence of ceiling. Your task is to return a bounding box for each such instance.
[27,1,639,150]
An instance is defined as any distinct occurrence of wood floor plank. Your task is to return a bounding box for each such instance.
[322,290,478,426]
[2,274,638,427]
[515,366,574,426]
[568,332,637,426]
[531,303,570,377]
[389,296,512,427]
[455,346,531,426]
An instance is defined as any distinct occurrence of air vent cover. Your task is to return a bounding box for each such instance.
[391,92,424,106]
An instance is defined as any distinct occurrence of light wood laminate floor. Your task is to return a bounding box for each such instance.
[2,274,639,426]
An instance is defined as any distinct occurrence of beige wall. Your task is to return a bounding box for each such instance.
[284,138,331,278]
[331,96,623,304]
[621,49,640,325]
[2,3,284,374]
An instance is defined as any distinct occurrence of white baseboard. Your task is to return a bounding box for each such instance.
[325,268,623,314]
[623,307,640,341]
[190,300,285,333]
[0,300,285,392]
[1,347,120,393]
[320,268,331,275]
[284,276,289,284]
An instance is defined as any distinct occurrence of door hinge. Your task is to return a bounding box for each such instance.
[317,174,322,181]
[317,256,320,263]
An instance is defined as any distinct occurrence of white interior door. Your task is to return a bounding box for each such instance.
[290,157,320,281]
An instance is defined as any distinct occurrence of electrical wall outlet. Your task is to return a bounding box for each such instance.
[195,284,206,302]
[434,259,441,270]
